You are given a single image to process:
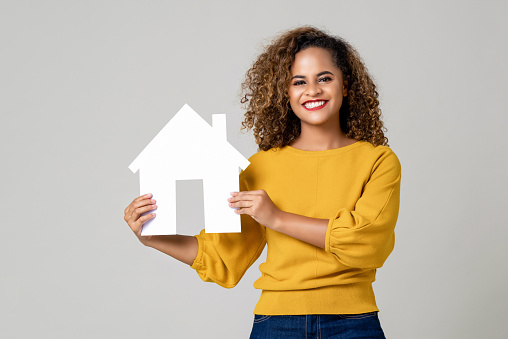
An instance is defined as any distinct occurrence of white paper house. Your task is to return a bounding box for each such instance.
[129,104,250,236]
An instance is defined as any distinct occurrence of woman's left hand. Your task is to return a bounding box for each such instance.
[227,190,282,229]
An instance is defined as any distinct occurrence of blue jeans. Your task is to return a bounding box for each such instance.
[249,312,385,339]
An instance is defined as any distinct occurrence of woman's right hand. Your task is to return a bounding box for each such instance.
[124,193,157,246]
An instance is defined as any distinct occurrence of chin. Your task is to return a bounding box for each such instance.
[302,119,330,126]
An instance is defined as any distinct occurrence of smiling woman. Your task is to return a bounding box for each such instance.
[205,27,398,338]
[124,26,399,339]
[240,26,387,152]
[288,47,354,151]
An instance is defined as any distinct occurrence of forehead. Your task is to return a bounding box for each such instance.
[291,47,338,74]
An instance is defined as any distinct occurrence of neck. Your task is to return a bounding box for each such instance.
[290,123,354,151]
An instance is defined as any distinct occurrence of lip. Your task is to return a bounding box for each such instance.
[302,100,329,111]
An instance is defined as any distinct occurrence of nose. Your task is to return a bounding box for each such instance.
[305,83,322,97]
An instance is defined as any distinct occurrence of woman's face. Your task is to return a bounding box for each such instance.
[288,47,348,129]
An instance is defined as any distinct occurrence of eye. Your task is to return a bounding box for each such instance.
[318,76,332,83]
[293,80,306,86]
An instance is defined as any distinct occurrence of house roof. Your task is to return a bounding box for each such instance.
[129,104,249,173]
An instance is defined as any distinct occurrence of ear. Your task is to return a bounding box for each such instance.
[343,75,350,97]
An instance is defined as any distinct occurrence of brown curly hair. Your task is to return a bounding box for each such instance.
[240,26,389,151]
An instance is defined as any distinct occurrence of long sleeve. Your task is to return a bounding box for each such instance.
[192,142,401,315]
[190,171,266,288]
[325,150,401,269]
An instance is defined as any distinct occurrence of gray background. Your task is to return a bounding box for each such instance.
[1,1,507,338]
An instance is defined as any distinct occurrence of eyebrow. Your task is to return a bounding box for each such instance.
[291,71,334,80]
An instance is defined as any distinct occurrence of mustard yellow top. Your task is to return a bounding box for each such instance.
[190,140,401,315]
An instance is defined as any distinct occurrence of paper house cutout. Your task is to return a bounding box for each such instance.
[129,104,250,235]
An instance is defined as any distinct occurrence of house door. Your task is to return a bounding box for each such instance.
[175,179,205,235]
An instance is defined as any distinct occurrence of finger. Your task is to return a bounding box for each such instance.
[126,198,156,216]
[135,193,152,202]
[130,193,153,207]
[231,191,251,197]
[229,200,253,209]
[131,204,157,221]
[227,196,252,204]
[243,189,266,196]
[132,198,156,210]
[227,191,256,202]
[126,203,155,223]
[231,189,266,196]
[133,213,156,234]
[125,195,153,215]
[234,207,251,215]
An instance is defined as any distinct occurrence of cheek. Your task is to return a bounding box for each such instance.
[288,88,301,104]
[288,96,301,112]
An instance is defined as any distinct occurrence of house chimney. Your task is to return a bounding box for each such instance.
[212,114,227,141]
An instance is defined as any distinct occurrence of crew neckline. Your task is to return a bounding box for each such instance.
[283,140,368,157]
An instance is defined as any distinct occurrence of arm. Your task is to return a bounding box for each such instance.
[191,170,266,288]
[123,194,198,265]
[190,213,266,288]
[229,191,327,247]
[273,212,328,248]
[145,235,198,266]
[125,174,266,288]
[230,150,401,269]
[325,152,401,269]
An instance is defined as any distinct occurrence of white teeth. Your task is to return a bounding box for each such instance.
[304,101,325,109]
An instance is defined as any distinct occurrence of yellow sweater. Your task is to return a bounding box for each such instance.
[190,140,401,315]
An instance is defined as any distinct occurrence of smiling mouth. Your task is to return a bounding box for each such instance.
[302,100,328,111]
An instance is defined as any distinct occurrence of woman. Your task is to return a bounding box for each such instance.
[124,26,401,338]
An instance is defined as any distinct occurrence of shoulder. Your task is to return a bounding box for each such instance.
[241,148,276,172]
[239,148,280,183]
[361,142,400,164]
[248,147,282,162]
[359,143,401,180]
[245,147,286,168]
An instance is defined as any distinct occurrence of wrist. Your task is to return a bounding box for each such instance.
[139,235,154,247]
[272,210,287,232]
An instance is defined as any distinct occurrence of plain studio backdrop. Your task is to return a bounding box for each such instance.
[1,1,507,338]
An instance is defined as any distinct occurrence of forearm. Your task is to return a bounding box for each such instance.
[145,235,198,266]
[273,211,328,248]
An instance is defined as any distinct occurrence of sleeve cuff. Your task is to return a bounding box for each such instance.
[325,216,335,253]
[190,234,204,269]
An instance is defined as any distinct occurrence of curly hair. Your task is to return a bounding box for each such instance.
[240,26,389,151]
